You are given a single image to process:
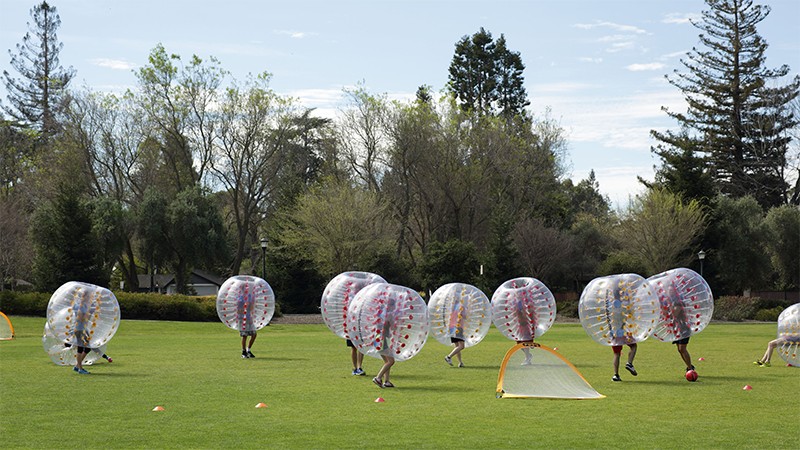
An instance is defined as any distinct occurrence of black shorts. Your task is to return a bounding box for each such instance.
[673,337,690,345]
[76,346,90,354]
[346,339,354,348]
[450,337,465,344]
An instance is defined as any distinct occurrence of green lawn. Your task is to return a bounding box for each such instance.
[1,316,797,449]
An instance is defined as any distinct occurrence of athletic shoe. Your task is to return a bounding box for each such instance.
[73,366,79,373]
[521,358,533,366]
[242,351,249,359]
[625,363,638,376]
[77,368,90,375]
[458,362,465,368]
[372,377,383,388]
[352,369,359,375]
[355,368,366,376]
[247,351,255,358]
[759,361,771,367]
[383,381,395,388]
[753,360,763,366]
[444,355,453,366]
[612,374,621,382]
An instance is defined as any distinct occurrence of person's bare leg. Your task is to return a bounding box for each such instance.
[613,351,621,376]
[760,339,780,364]
[447,341,465,363]
[627,344,637,365]
[677,344,693,369]
[351,347,359,370]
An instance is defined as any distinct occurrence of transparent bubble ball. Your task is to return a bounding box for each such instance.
[346,283,429,362]
[578,274,659,346]
[491,277,556,342]
[429,283,491,348]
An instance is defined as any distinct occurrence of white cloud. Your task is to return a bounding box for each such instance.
[626,62,666,71]
[90,58,137,70]
[573,21,647,34]
[606,41,636,53]
[274,30,317,39]
[579,57,603,64]
[660,50,687,60]
[662,13,701,25]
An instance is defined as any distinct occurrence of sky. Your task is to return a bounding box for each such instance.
[1,0,798,207]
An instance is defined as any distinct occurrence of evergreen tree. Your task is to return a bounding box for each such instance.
[448,28,529,119]
[651,0,799,208]
[2,1,75,137]
[30,184,105,291]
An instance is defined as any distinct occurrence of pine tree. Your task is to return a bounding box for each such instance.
[651,0,799,208]
[2,1,75,137]
[447,28,530,119]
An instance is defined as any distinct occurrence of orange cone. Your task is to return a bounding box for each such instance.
[152,406,165,411]
[255,402,268,408]
[742,385,752,391]
[374,397,385,403]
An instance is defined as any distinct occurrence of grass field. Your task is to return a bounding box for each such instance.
[1,316,798,449]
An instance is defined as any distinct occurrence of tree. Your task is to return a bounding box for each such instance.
[135,44,225,193]
[30,183,106,291]
[761,205,799,290]
[415,239,481,293]
[2,1,74,137]
[615,189,706,275]
[211,73,296,274]
[278,179,395,279]
[448,28,529,119]
[651,0,800,209]
[705,195,770,294]
[644,132,717,209]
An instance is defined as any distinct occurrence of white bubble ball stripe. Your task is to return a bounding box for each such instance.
[42,322,106,366]
[46,281,120,348]
[321,271,386,339]
[647,268,714,342]
[216,276,275,332]
[777,303,800,366]
[578,274,659,346]
[491,277,556,342]
[346,283,429,362]
[429,283,491,348]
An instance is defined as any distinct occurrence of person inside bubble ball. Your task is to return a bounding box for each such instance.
[753,337,791,367]
[444,301,466,367]
[73,305,92,375]
[238,292,258,359]
[671,305,695,372]
[348,338,366,376]
[372,296,397,388]
[611,343,638,382]
[64,343,113,363]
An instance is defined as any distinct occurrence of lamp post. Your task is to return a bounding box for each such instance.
[698,250,706,277]
[260,237,268,279]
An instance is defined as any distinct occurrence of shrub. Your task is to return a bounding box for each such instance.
[0,290,281,321]
[555,292,580,318]
[713,296,760,321]
[0,291,50,316]
[754,307,783,322]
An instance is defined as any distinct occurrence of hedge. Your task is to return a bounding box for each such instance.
[0,290,281,321]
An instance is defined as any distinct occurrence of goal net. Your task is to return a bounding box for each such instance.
[496,342,604,399]
[0,312,15,340]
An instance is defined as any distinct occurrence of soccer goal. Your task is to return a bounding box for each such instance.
[0,312,15,340]
[496,342,604,399]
